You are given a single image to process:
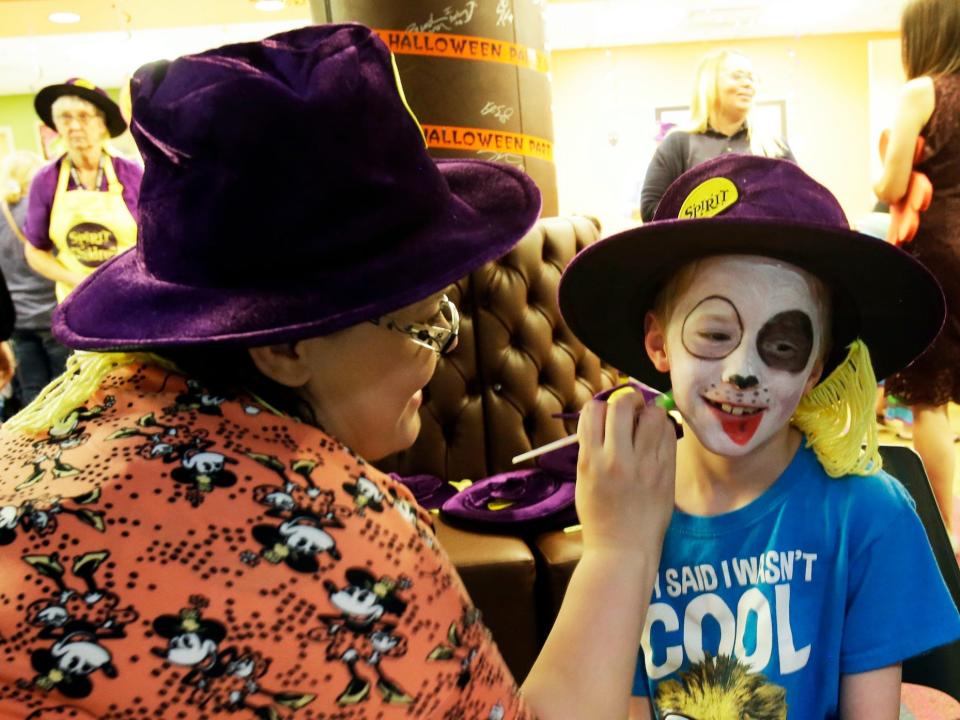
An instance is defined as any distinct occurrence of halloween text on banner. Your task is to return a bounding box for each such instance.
[375,29,550,73]
[421,125,553,162]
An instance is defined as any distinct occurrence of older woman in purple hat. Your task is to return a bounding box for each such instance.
[23,78,142,303]
[0,24,676,718]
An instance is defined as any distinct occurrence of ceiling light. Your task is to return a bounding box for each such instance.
[48,11,81,24]
[254,0,286,11]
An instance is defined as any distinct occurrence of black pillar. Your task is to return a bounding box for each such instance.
[312,0,558,217]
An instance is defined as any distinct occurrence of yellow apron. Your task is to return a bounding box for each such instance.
[48,153,138,302]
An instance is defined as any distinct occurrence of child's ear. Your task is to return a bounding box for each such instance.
[803,359,824,395]
[644,311,670,373]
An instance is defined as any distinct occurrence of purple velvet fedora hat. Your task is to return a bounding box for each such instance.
[53,23,540,350]
[559,154,945,390]
[35,78,127,138]
[387,472,460,511]
[440,469,578,533]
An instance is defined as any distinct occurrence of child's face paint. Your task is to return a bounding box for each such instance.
[661,256,823,456]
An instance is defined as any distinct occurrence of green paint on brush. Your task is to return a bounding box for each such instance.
[654,390,675,411]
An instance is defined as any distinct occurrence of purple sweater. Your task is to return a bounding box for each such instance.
[23,154,142,251]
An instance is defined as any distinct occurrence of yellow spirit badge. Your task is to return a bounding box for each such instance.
[678,177,739,219]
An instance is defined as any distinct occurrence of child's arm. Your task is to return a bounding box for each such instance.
[874,77,934,204]
[839,664,902,720]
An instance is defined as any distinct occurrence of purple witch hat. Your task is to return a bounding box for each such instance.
[35,77,127,137]
[53,24,540,350]
[440,469,578,533]
[387,473,460,511]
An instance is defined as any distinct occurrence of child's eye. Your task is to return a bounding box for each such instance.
[761,339,797,359]
[756,310,814,372]
[699,330,732,342]
[681,296,743,359]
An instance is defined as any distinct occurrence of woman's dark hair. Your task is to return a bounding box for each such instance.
[902,0,960,79]
[156,345,318,425]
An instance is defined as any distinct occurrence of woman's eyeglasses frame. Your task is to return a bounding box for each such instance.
[371,294,460,357]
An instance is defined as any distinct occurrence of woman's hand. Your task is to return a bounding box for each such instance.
[24,244,86,288]
[576,390,677,557]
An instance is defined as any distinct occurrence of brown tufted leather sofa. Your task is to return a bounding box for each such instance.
[378,215,618,680]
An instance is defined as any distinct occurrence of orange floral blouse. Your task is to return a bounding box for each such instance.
[0,362,532,719]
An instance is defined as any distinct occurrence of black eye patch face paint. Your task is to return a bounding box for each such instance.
[756,310,814,373]
[681,296,743,360]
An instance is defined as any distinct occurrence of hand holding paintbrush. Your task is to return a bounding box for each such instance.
[511,382,680,465]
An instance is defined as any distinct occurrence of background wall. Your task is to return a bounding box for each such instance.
[550,31,900,234]
[0,93,44,155]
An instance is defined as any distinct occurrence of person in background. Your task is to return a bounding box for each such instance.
[640,49,794,222]
[874,0,960,548]
[24,78,142,302]
[0,25,676,718]
[0,150,69,409]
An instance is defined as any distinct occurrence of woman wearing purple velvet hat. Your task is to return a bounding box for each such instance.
[0,24,676,718]
[23,78,142,303]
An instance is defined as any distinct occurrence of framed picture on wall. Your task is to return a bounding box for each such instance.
[36,122,62,161]
[655,99,788,142]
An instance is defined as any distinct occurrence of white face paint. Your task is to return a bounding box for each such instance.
[660,256,824,456]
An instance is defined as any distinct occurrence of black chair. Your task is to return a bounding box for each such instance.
[879,444,960,701]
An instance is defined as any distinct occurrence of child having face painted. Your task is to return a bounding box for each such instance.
[559,155,960,720]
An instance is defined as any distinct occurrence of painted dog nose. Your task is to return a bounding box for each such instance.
[727,374,759,390]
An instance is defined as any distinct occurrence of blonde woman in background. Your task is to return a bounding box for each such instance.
[0,151,68,408]
[640,49,794,222]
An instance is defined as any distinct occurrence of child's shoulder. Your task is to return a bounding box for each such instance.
[796,446,917,517]
[820,464,920,547]
[787,452,923,561]
[825,460,914,506]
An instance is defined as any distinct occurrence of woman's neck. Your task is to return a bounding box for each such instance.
[674,424,801,516]
[709,112,747,138]
[68,146,102,172]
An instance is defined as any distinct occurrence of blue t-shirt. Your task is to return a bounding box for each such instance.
[632,443,960,719]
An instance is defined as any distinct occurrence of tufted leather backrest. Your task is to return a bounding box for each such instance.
[380,216,618,481]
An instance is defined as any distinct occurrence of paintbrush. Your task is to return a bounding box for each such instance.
[511,389,678,465]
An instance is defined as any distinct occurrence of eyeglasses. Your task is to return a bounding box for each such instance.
[372,294,460,357]
[53,112,99,126]
[724,70,755,84]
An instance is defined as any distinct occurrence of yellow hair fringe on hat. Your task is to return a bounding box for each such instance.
[792,339,881,478]
[4,350,290,436]
[4,351,178,435]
